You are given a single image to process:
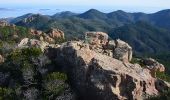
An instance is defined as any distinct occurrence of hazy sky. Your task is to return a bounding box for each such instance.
[0,0,169,7]
[0,0,170,18]
[0,0,170,12]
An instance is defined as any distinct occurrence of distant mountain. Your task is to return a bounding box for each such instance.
[8,9,170,54]
[149,9,170,30]
[78,9,107,19]
[110,21,170,55]
[52,11,77,18]
[13,14,51,29]
[10,13,34,23]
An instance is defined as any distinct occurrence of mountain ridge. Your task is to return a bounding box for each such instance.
[6,9,170,55]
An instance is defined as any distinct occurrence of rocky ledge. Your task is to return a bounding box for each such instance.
[44,32,170,100]
[16,31,170,99]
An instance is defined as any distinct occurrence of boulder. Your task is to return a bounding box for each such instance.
[18,38,29,47]
[18,38,49,51]
[44,35,55,43]
[142,58,165,77]
[30,39,41,47]
[0,21,9,27]
[48,28,65,39]
[85,32,108,46]
[47,41,169,100]
[30,29,43,35]
[113,39,132,62]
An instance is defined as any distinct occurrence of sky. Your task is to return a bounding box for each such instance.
[0,0,170,18]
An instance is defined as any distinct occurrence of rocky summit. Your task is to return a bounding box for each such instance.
[0,25,170,99]
[44,32,170,100]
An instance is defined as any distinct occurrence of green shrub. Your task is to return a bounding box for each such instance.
[21,47,42,57]
[130,58,145,67]
[45,72,67,81]
[156,71,170,82]
[0,87,16,100]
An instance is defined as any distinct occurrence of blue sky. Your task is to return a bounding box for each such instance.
[0,0,170,18]
[0,0,170,12]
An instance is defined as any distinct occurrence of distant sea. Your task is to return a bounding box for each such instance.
[0,8,61,18]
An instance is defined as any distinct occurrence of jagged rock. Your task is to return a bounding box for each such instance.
[142,58,165,77]
[113,39,132,62]
[85,32,108,46]
[48,28,65,39]
[0,20,9,27]
[0,55,4,64]
[84,32,132,62]
[30,39,41,46]
[18,38,49,51]
[107,40,116,50]
[44,35,55,43]
[30,29,43,35]
[18,38,29,47]
[47,41,169,100]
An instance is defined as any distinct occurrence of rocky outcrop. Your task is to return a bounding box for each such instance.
[47,41,169,100]
[18,38,29,47]
[30,29,43,35]
[85,32,108,46]
[48,28,65,39]
[84,32,132,62]
[142,58,165,77]
[44,35,55,43]
[18,38,49,51]
[113,39,132,62]
[0,21,9,27]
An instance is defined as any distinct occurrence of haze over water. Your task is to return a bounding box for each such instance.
[0,0,170,18]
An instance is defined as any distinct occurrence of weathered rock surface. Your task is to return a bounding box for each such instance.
[18,38,49,51]
[113,39,133,62]
[0,20,9,27]
[44,35,55,43]
[47,41,169,100]
[48,28,65,39]
[30,29,43,35]
[18,38,29,47]
[84,32,132,62]
[85,32,108,46]
[142,58,165,77]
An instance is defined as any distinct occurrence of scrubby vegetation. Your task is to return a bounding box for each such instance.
[0,47,72,99]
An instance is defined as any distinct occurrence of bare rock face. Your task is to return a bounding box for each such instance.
[18,38,29,47]
[49,41,169,100]
[142,58,165,77]
[0,20,9,27]
[44,35,55,43]
[30,29,43,35]
[48,28,65,39]
[85,32,108,46]
[113,39,132,62]
[18,38,49,51]
[0,54,4,64]
[84,32,132,62]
